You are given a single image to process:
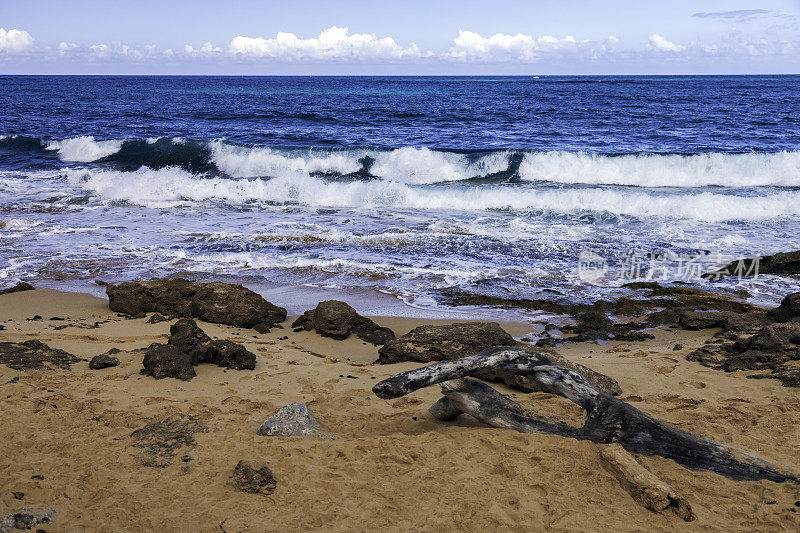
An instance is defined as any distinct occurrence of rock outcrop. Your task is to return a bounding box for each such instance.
[0,340,81,371]
[106,278,286,329]
[769,291,800,322]
[292,300,395,345]
[230,460,277,495]
[378,322,515,364]
[141,318,256,381]
[257,403,324,437]
[703,249,800,279]
[686,292,800,387]
[0,282,34,296]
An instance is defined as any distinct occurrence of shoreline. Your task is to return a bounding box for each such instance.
[1,288,799,530]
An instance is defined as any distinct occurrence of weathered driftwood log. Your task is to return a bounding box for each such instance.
[599,444,695,522]
[373,347,798,483]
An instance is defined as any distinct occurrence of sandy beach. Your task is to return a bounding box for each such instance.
[1,288,798,532]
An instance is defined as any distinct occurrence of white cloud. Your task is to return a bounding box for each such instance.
[229,26,423,60]
[444,30,617,62]
[649,34,683,52]
[184,42,221,57]
[0,28,34,53]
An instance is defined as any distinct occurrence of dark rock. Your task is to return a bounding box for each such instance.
[0,340,81,371]
[146,313,168,324]
[687,321,800,387]
[613,331,656,342]
[141,344,196,381]
[257,402,324,436]
[673,344,684,351]
[168,318,256,370]
[768,292,800,322]
[252,323,270,334]
[89,354,120,370]
[230,460,277,495]
[0,508,53,532]
[292,300,395,345]
[378,322,515,364]
[622,281,662,290]
[130,413,207,467]
[703,250,800,279]
[0,282,34,296]
[679,311,730,330]
[106,278,286,328]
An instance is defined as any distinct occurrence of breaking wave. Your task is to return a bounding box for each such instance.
[3,135,800,187]
[64,166,800,222]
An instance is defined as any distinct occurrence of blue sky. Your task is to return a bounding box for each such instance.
[2,0,800,74]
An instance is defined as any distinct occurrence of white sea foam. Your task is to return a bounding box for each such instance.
[65,166,800,222]
[518,150,800,187]
[210,141,362,177]
[46,136,123,162]
[370,147,509,184]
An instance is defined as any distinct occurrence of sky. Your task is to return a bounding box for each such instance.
[1,0,800,74]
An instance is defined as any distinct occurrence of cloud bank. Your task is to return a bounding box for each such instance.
[228,26,424,60]
[2,25,799,72]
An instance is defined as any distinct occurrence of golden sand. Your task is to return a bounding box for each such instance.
[1,290,799,531]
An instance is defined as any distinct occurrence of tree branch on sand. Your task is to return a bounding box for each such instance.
[373,347,798,484]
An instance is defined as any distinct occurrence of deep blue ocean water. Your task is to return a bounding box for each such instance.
[2,75,800,316]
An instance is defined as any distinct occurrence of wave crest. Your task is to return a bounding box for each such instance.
[64,166,800,222]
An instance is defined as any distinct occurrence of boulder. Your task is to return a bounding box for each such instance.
[141,344,196,381]
[106,278,286,329]
[292,300,395,345]
[0,282,34,296]
[168,318,256,370]
[230,460,277,495]
[89,353,120,370]
[377,322,515,364]
[768,292,800,323]
[257,403,324,437]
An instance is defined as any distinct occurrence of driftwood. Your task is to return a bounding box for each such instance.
[373,347,798,483]
[600,444,695,521]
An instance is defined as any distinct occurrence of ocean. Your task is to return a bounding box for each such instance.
[2,75,800,317]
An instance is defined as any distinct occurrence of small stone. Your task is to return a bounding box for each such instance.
[230,460,277,495]
[253,323,270,334]
[257,402,324,437]
[11,491,24,500]
[89,354,120,370]
[673,344,684,351]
